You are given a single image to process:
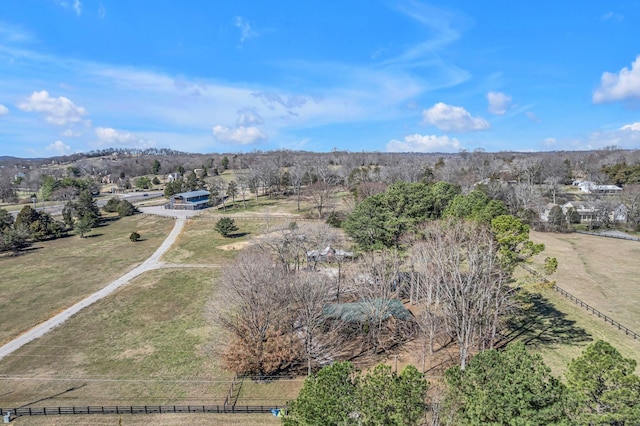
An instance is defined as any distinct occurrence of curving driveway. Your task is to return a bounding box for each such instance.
[0,217,187,361]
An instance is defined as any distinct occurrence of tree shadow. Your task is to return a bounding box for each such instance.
[497,292,593,350]
[83,233,103,238]
[228,232,250,238]
[18,383,87,408]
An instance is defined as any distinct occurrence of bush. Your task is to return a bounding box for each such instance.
[129,231,141,242]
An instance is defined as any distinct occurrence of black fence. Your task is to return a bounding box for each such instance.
[0,404,284,417]
[553,285,640,340]
[521,264,640,340]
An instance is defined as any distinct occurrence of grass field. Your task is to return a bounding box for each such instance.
[0,208,303,411]
[0,214,175,345]
[523,230,640,375]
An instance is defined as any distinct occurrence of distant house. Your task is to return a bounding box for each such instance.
[166,172,181,182]
[166,190,211,210]
[561,201,600,222]
[306,246,354,263]
[611,203,629,223]
[574,180,622,194]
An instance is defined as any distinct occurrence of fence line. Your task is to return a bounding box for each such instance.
[188,215,319,222]
[520,264,640,340]
[574,230,640,242]
[0,405,284,418]
[552,286,640,339]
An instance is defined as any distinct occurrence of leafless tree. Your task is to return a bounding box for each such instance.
[287,271,336,375]
[214,250,300,375]
[414,219,512,370]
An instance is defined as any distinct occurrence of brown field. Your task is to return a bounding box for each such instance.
[0,214,175,345]
[529,230,640,331]
[526,230,640,375]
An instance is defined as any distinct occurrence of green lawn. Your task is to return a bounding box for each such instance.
[0,214,175,345]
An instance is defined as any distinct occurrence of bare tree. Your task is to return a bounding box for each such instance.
[287,271,336,375]
[415,219,512,370]
[214,250,300,375]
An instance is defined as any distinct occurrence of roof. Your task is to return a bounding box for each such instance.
[173,190,211,199]
[323,299,412,323]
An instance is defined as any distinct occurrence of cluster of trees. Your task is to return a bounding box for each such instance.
[442,340,640,425]
[284,340,640,425]
[102,197,138,217]
[214,223,418,376]
[0,203,68,254]
[285,362,428,426]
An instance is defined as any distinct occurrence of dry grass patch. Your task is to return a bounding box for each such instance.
[0,214,175,345]
[12,413,281,425]
[529,231,640,331]
[0,268,232,407]
[518,231,640,375]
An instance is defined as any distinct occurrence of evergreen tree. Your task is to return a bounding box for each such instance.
[75,190,100,227]
[566,340,640,425]
[214,217,239,237]
[444,342,569,425]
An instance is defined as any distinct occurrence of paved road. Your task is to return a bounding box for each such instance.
[0,217,187,361]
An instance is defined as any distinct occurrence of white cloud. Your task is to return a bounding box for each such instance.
[212,125,267,145]
[620,122,640,131]
[386,133,461,153]
[94,127,155,149]
[18,90,88,126]
[422,102,489,132]
[486,91,512,115]
[526,111,541,123]
[235,17,258,43]
[0,104,8,115]
[47,140,71,154]
[593,56,640,103]
[543,137,557,147]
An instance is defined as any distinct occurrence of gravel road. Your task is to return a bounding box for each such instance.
[0,217,186,361]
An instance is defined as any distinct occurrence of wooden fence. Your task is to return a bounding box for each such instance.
[0,404,284,417]
[574,230,640,241]
[520,264,640,340]
[552,285,640,339]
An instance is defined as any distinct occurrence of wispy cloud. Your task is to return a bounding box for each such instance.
[486,91,512,115]
[593,56,640,103]
[386,133,461,152]
[235,17,258,43]
[0,104,8,115]
[601,11,623,21]
[53,0,82,16]
[98,3,106,19]
[422,102,489,132]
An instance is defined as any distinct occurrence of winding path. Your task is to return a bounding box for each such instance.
[0,218,187,361]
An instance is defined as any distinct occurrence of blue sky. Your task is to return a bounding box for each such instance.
[1,0,640,158]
